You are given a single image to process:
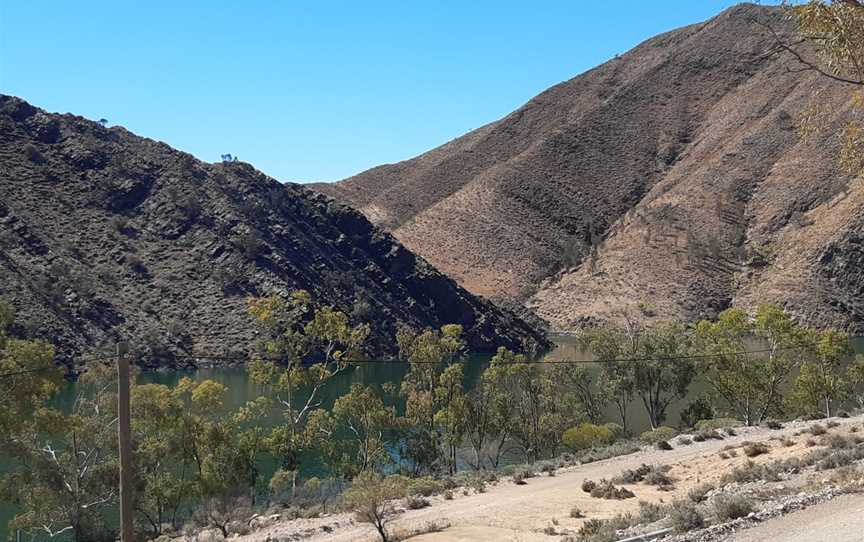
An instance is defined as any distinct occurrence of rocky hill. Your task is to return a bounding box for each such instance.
[0,96,547,369]
[313,4,864,332]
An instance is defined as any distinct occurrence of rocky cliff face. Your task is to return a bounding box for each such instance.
[0,96,547,369]
[313,4,864,333]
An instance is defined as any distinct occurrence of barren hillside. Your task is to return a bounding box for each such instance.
[0,96,547,369]
[313,4,864,332]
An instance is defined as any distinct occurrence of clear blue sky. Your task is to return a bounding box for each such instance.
[0,1,768,183]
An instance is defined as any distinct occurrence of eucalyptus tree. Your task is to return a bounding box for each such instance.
[581,321,694,432]
[693,305,808,425]
[4,363,120,542]
[580,325,638,434]
[396,324,464,474]
[307,383,398,479]
[247,290,369,494]
[791,329,853,418]
[635,324,695,429]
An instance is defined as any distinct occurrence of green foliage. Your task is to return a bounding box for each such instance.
[397,324,465,475]
[5,364,120,541]
[693,306,808,425]
[850,356,864,409]
[342,473,408,542]
[583,323,694,430]
[248,291,369,490]
[790,330,853,418]
[679,397,715,429]
[310,383,398,479]
[0,300,63,439]
[791,1,864,176]
[562,423,615,451]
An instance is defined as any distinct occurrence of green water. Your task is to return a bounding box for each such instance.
[3,338,863,539]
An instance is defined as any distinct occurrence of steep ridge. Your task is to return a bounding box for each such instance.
[0,96,548,369]
[313,4,864,332]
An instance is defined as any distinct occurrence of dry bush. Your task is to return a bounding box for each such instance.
[637,500,665,523]
[405,495,430,510]
[743,442,770,457]
[669,500,704,533]
[688,483,714,503]
[809,424,827,436]
[713,494,753,521]
[590,479,636,500]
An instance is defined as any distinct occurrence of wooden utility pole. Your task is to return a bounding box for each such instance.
[117,343,134,542]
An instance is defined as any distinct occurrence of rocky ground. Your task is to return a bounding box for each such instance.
[0,95,547,369]
[171,415,864,542]
[314,4,864,334]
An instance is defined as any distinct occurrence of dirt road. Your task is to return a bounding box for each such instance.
[729,494,864,542]
[237,417,863,542]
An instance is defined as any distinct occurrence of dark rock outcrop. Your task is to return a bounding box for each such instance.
[0,96,548,369]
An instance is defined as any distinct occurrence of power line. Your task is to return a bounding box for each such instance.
[0,342,824,380]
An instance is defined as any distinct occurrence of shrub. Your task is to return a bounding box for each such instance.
[581,479,597,493]
[640,427,677,444]
[614,464,652,484]
[826,434,856,449]
[696,418,740,432]
[405,495,430,510]
[342,474,407,542]
[669,500,704,533]
[563,423,615,451]
[577,441,641,464]
[656,440,673,451]
[637,500,665,523]
[688,483,714,503]
[644,469,674,488]
[817,448,864,471]
[539,461,558,476]
[579,518,605,536]
[604,423,625,439]
[590,479,635,500]
[693,429,724,442]
[679,397,715,429]
[713,495,753,521]
[809,424,827,436]
[570,506,585,519]
[408,477,444,497]
[721,461,782,484]
[743,442,770,457]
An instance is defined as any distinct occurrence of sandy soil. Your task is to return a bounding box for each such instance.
[236,416,864,542]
